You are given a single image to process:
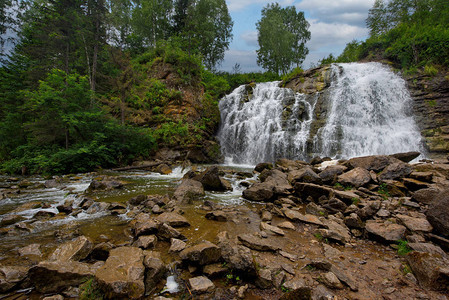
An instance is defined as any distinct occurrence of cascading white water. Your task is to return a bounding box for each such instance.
[217,81,317,165]
[313,63,423,158]
[217,62,425,164]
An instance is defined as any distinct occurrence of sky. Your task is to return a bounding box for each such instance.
[219,0,376,72]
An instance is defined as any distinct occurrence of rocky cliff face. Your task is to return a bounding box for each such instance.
[406,72,449,157]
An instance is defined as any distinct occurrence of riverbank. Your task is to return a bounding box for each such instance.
[0,153,448,299]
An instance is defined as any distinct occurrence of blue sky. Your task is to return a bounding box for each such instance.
[220,0,375,72]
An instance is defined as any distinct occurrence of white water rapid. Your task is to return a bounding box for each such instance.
[217,62,424,165]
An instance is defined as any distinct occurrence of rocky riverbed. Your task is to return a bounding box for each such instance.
[1,153,449,299]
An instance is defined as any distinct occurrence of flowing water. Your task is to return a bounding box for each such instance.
[217,62,425,165]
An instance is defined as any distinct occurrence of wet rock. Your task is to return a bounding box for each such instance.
[217,231,256,274]
[280,277,311,300]
[89,242,114,261]
[338,167,371,188]
[48,236,93,262]
[365,221,406,242]
[179,241,221,265]
[379,162,413,181]
[88,178,124,190]
[29,260,100,293]
[397,214,433,232]
[157,223,186,241]
[86,202,110,214]
[33,210,57,220]
[42,295,64,300]
[156,212,190,228]
[128,194,147,206]
[425,189,449,236]
[408,242,446,256]
[18,243,42,257]
[255,162,273,173]
[237,233,281,251]
[205,211,228,221]
[289,167,322,184]
[0,214,26,226]
[318,165,347,183]
[321,271,343,289]
[194,166,228,191]
[143,251,167,294]
[156,163,172,175]
[406,251,449,290]
[189,276,214,293]
[132,213,158,237]
[344,155,402,172]
[169,238,186,252]
[261,210,272,221]
[0,266,29,292]
[260,222,285,236]
[173,179,205,203]
[412,188,441,204]
[282,208,324,226]
[133,235,157,249]
[390,151,420,163]
[242,181,274,201]
[56,201,73,214]
[95,246,145,299]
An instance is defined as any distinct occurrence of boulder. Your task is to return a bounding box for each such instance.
[237,234,281,252]
[217,232,255,274]
[408,243,446,257]
[156,212,190,228]
[205,211,228,222]
[1,214,26,226]
[260,222,285,236]
[344,155,402,172]
[319,219,351,243]
[389,151,420,163]
[412,188,441,204]
[365,221,406,242]
[169,238,187,252]
[321,272,343,289]
[378,162,413,181]
[242,182,274,202]
[344,213,364,229]
[189,276,214,293]
[203,263,227,278]
[132,213,158,237]
[29,261,100,293]
[396,214,433,232]
[0,266,29,293]
[194,166,227,191]
[337,167,371,188]
[406,251,449,290]
[133,235,157,249]
[318,165,347,183]
[409,171,433,182]
[128,194,147,206]
[157,223,186,241]
[403,178,431,191]
[282,208,324,227]
[426,189,449,236]
[95,246,145,299]
[255,162,273,173]
[279,277,311,300]
[173,179,205,203]
[48,236,93,262]
[156,163,172,175]
[288,167,322,184]
[179,241,221,265]
[329,265,358,291]
[18,243,42,257]
[88,178,124,190]
[143,251,167,294]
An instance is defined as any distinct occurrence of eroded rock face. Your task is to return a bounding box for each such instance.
[95,246,145,299]
[406,251,449,291]
[426,190,449,237]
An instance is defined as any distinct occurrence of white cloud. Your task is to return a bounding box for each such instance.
[240,31,258,47]
[307,19,368,52]
[297,0,375,26]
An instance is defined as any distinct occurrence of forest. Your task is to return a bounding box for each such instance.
[0,0,447,175]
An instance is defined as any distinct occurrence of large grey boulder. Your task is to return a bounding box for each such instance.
[173,179,205,203]
[318,165,347,183]
[95,246,145,299]
[378,162,412,181]
[337,167,371,188]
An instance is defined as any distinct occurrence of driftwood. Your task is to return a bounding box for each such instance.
[111,161,166,171]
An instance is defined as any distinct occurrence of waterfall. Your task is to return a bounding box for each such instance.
[217,62,424,165]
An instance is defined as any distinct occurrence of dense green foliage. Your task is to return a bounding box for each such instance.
[320,0,449,71]
[256,3,310,75]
